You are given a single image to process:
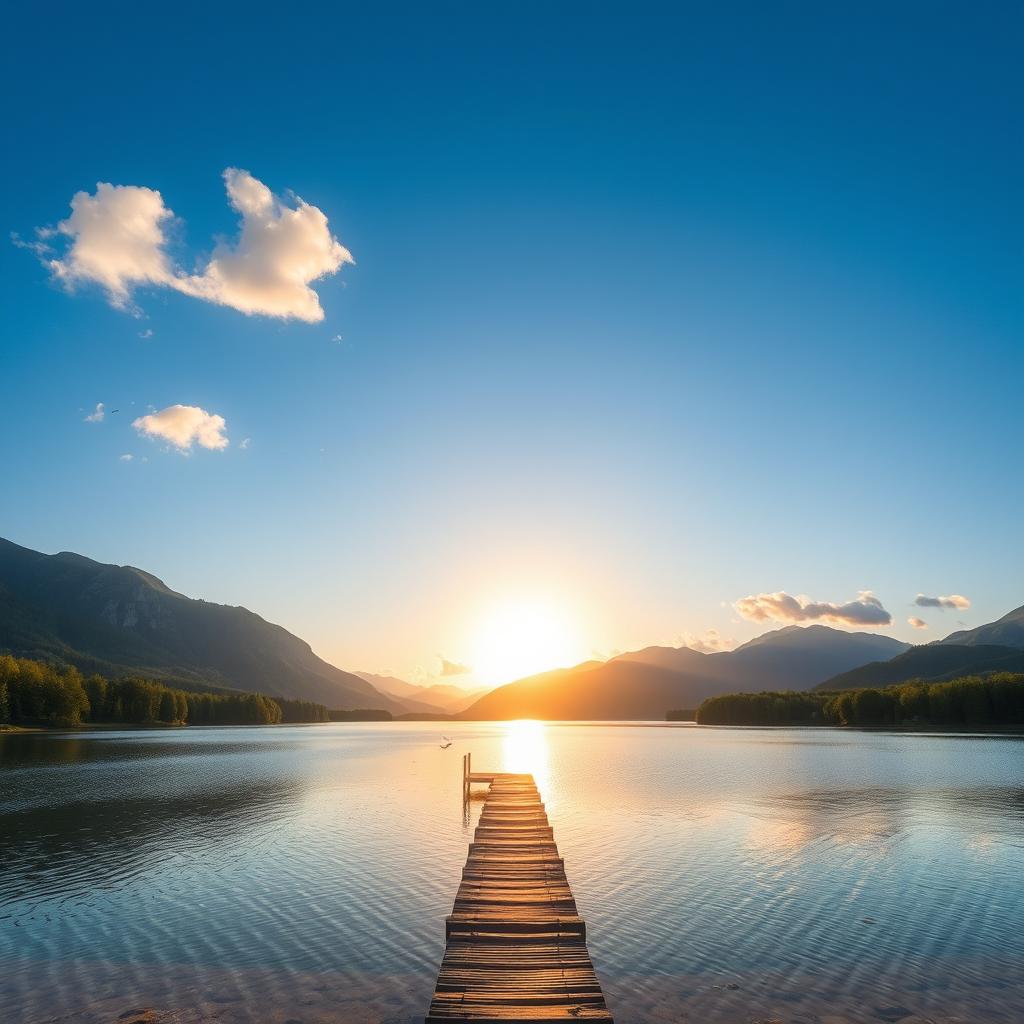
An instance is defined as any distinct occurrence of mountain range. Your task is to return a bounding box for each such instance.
[355,672,486,714]
[3,535,1021,721]
[815,605,1024,691]
[459,626,910,720]
[817,643,1024,691]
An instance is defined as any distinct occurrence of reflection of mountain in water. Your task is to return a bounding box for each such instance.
[0,736,306,913]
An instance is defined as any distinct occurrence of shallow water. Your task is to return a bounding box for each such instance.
[1,722,1022,1023]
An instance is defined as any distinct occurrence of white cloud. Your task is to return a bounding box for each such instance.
[48,183,178,312]
[734,590,892,627]
[119,453,134,462]
[239,437,251,450]
[84,402,105,423]
[177,169,353,322]
[132,404,228,452]
[138,328,153,339]
[914,593,970,610]
[38,169,351,322]
[679,628,737,654]
[439,656,471,677]
[908,616,928,630]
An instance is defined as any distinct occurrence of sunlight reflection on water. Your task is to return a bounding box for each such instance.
[1,722,1023,1024]
[501,720,550,795]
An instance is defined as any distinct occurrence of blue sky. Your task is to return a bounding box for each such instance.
[1,4,1021,684]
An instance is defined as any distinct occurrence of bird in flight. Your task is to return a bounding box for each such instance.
[440,739,453,749]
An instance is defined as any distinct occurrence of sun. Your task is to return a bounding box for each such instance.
[470,599,585,686]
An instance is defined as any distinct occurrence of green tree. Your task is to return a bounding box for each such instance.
[851,688,892,726]
[158,690,179,723]
[83,674,107,721]
[696,674,1024,728]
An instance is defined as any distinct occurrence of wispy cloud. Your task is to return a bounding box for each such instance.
[119,453,134,462]
[36,169,352,322]
[908,616,928,630]
[84,402,105,423]
[239,437,251,450]
[11,229,54,258]
[679,628,736,654]
[914,593,970,610]
[133,404,228,452]
[439,656,471,677]
[734,590,892,627]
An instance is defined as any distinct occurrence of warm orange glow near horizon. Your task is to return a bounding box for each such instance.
[469,599,586,686]
[501,720,550,795]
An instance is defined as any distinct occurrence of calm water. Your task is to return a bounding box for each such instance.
[1,723,1022,1024]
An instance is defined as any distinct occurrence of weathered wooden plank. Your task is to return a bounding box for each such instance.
[427,771,612,1023]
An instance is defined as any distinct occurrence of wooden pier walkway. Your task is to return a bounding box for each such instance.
[426,760,612,1022]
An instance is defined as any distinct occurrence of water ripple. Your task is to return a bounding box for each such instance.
[1,723,1023,1023]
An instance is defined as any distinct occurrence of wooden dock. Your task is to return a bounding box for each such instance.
[427,760,612,1022]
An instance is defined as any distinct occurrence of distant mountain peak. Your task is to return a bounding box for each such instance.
[355,671,488,714]
[815,601,1024,689]
[734,623,906,653]
[938,602,1024,649]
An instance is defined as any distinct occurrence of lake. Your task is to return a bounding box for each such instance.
[1,722,1022,1024]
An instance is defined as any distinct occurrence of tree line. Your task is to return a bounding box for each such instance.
[691,672,1024,727]
[0,654,332,728]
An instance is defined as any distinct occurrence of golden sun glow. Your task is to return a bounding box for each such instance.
[502,720,550,795]
[469,600,585,686]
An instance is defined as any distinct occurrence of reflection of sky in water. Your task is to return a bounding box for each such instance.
[2,723,1023,1023]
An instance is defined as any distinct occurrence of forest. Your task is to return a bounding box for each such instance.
[692,672,1024,727]
[0,654,332,728]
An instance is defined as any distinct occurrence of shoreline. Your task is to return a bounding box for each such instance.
[4,719,1024,738]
